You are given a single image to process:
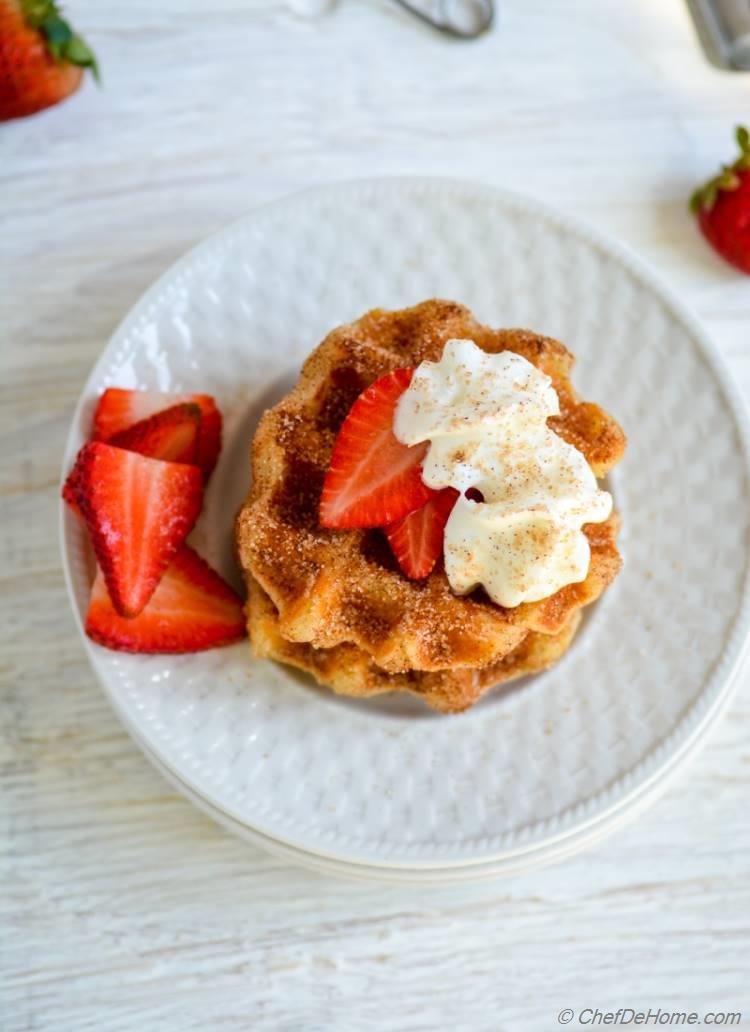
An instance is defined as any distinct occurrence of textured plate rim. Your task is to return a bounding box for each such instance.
[59,177,750,868]
[122,649,748,880]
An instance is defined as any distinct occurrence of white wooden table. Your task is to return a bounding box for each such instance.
[3,1,750,1028]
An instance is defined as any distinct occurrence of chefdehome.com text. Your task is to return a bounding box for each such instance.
[556,1008,742,1026]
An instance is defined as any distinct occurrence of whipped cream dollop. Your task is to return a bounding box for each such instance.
[393,339,612,608]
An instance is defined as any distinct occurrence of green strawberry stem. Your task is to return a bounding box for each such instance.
[22,0,99,81]
[690,126,750,213]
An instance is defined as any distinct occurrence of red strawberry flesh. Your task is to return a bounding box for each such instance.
[193,402,222,481]
[62,403,201,515]
[62,464,81,515]
[691,126,750,275]
[70,442,203,617]
[93,388,222,480]
[384,487,459,579]
[0,0,97,122]
[319,367,433,529]
[698,176,750,274]
[108,402,202,465]
[86,545,246,653]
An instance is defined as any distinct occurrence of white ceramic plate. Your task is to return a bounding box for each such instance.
[123,662,746,883]
[61,179,750,871]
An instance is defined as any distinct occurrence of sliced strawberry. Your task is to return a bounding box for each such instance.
[61,404,198,513]
[62,405,199,515]
[109,402,202,465]
[319,368,433,529]
[62,463,82,515]
[384,487,459,579]
[193,401,222,482]
[86,545,246,653]
[70,442,203,617]
[93,387,183,438]
[93,388,222,480]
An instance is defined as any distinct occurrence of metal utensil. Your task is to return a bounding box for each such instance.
[686,0,750,69]
[392,0,494,39]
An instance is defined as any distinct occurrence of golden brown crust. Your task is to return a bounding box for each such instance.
[235,300,626,709]
[246,573,583,714]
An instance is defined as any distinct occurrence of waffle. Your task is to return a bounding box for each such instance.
[247,573,583,713]
[235,300,625,711]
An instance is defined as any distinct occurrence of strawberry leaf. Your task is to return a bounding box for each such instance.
[63,35,100,79]
[690,125,750,213]
[21,0,99,80]
[42,14,72,57]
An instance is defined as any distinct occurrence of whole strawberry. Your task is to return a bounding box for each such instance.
[691,126,750,274]
[0,0,97,121]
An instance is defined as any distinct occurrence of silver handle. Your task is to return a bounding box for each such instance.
[391,0,494,40]
[687,0,750,70]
